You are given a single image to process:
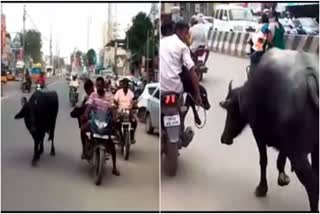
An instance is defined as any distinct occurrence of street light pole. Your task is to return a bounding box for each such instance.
[146,30,149,82]
[22,5,26,67]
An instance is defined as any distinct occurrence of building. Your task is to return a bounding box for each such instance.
[161,2,214,23]
[104,39,129,75]
[1,14,6,55]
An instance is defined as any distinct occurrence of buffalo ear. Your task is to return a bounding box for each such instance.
[21,97,27,106]
[14,106,26,119]
[224,99,232,108]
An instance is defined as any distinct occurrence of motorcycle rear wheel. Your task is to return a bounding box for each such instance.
[166,142,178,177]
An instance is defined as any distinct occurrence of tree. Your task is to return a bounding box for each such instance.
[21,30,42,63]
[126,12,153,65]
[86,49,96,66]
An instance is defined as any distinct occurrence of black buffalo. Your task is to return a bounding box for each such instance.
[220,49,319,211]
[15,91,59,166]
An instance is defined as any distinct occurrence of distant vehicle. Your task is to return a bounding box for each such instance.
[214,5,258,32]
[46,65,54,77]
[293,17,319,35]
[279,18,298,35]
[137,82,159,123]
[145,84,160,134]
[100,67,113,77]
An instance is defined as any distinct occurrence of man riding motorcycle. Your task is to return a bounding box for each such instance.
[189,14,210,66]
[22,69,32,90]
[160,21,202,140]
[80,77,120,176]
[36,71,46,88]
[69,74,80,99]
[69,74,80,88]
[70,79,95,159]
[114,78,137,144]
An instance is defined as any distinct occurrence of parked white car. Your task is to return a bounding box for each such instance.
[213,5,258,32]
[145,85,160,134]
[137,82,159,122]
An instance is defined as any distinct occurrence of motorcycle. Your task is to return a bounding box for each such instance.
[161,92,194,176]
[69,86,79,107]
[117,109,135,160]
[192,46,208,82]
[21,79,31,93]
[85,110,115,185]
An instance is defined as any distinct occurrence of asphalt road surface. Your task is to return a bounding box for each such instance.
[160,52,309,211]
[1,77,159,211]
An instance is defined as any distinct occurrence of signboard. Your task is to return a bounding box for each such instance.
[1,15,6,55]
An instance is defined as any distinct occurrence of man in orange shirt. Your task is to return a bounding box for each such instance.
[114,78,137,143]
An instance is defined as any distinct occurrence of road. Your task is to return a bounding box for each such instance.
[160,52,309,211]
[1,77,159,211]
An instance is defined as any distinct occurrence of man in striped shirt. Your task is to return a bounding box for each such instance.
[81,77,120,176]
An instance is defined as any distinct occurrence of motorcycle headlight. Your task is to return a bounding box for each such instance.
[94,120,108,129]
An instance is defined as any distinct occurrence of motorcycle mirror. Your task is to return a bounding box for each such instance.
[21,97,27,106]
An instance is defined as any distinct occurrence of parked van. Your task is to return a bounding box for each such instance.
[214,5,258,32]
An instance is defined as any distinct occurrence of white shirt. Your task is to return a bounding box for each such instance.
[160,34,194,94]
[189,23,208,53]
[69,79,80,88]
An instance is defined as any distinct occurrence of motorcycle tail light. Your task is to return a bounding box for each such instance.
[164,95,177,105]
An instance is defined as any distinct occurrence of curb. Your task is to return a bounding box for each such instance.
[207,30,319,58]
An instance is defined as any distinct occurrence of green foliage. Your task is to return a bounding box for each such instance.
[82,54,88,67]
[126,12,153,63]
[22,30,42,63]
[87,49,96,65]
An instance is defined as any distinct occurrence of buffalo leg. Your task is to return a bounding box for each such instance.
[277,152,290,186]
[39,140,44,155]
[32,140,40,166]
[50,137,55,156]
[290,154,319,212]
[311,144,319,176]
[255,142,268,197]
[50,127,56,156]
[109,143,120,176]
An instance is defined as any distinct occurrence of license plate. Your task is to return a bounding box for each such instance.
[163,115,180,127]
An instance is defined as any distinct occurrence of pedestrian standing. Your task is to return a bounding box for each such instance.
[268,11,285,50]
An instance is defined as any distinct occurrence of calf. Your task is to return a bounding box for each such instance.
[220,49,319,211]
[14,91,59,166]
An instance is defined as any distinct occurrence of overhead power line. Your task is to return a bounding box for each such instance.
[25,11,49,41]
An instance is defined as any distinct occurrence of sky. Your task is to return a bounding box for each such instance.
[2,3,153,59]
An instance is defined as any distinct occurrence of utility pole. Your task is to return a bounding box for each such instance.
[87,16,91,50]
[107,3,112,42]
[114,40,117,78]
[126,33,130,75]
[146,31,149,82]
[50,26,52,66]
[22,5,26,66]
